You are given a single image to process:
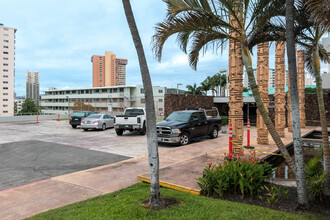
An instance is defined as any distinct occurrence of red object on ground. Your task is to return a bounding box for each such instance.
[37,114,38,123]
[57,114,60,121]
[229,123,233,159]
[247,119,250,147]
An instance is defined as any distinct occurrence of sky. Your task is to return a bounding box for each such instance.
[0,0,328,97]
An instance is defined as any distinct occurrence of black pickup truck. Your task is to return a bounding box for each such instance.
[156,110,222,145]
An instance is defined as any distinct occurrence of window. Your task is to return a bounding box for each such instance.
[113,88,117,93]
[3,69,8,72]
[3,40,9,43]
[102,89,107,93]
[3,64,8,66]
[3,93,8,95]
[159,108,163,111]
[3,105,8,107]
[3,81,8,84]
[119,88,124,92]
[3,52,8,54]
[3,111,8,113]
[4,28,9,31]
[3,99,8,101]
[158,99,163,102]
[3,34,9,37]
[158,90,163,93]
[3,46,8,48]
[3,87,8,90]
[199,112,207,121]
[3,75,8,78]
[3,57,8,60]
[140,88,144,93]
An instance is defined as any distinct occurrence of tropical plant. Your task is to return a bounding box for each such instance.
[264,184,289,206]
[295,4,330,195]
[305,155,328,200]
[122,0,163,208]
[185,83,205,95]
[286,0,308,206]
[152,0,296,173]
[305,0,330,29]
[197,156,274,197]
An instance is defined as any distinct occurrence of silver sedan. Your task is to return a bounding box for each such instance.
[81,114,114,131]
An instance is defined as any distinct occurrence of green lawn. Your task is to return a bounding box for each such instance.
[27,183,309,220]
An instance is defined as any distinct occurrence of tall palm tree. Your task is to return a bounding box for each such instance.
[185,83,205,95]
[122,0,163,208]
[200,78,212,95]
[295,7,330,195]
[152,0,296,172]
[286,0,308,207]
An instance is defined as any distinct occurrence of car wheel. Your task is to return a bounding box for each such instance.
[116,129,123,136]
[180,132,190,145]
[102,124,106,131]
[139,123,146,135]
[72,125,77,129]
[210,126,218,139]
[83,128,88,131]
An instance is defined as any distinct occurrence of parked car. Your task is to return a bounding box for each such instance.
[156,110,222,145]
[81,114,114,131]
[114,108,146,135]
[69,111,96,128]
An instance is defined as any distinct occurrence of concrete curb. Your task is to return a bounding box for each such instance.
[137,175,200,195]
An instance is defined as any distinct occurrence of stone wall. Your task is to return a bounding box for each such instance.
[164,93,330,126]
[164,94,214,117]
[305,93,330,126]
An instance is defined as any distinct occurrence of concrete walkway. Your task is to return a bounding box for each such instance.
[0,126,316,220]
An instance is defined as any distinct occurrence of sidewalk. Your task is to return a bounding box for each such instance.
[0,126,316,220]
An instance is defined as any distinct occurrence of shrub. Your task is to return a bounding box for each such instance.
[305,155,327,201]
[197,155,275,197]
[220,116,228,126]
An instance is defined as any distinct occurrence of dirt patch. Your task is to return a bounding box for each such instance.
[142,197,183,210]
[207,183,330,217]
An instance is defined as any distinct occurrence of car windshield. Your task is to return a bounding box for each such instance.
[125,109,144,116]
[71,112,85,117]
[165,112,191,122]
[87,114,102,119]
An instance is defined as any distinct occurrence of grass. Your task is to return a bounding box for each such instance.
[28,183,308,220]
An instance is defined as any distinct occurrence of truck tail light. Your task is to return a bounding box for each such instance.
[70,117,72,121]
[137,117,141,123]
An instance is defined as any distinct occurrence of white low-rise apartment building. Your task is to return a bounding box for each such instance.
[41,85,166,116]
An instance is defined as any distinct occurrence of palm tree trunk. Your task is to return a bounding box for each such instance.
[241,46,296,173]
[122,0,163,208]
[313,49,330,195]
[286,0,308,207]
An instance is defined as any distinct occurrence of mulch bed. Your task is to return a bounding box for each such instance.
[212,182,330,217]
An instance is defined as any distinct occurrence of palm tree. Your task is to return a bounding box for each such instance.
[152,0,296,172]
[286,0,308,207]
[185,83,205,95]
[200,78,212,95]
[122,0,163,208]
[295,6,330,195]
[305,0,330,29]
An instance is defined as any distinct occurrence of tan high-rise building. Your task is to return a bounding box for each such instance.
[0,23,16,116]
[91,51,127,87]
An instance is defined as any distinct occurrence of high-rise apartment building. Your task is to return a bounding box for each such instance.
[91,51,127,87]
[243,68,288,89]
[0,23,16,116]
[26,71,40,106]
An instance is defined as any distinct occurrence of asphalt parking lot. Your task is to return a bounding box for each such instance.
[0,120,220,192]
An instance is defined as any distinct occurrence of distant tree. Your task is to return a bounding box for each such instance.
[72,101,94,111]
[243,87,249,92]
[185,83,205,95]
[20,98,39,114]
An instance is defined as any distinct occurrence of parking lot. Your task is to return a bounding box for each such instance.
[0,120,224,192]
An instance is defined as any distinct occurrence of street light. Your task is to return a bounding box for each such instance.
[177,83,182,94]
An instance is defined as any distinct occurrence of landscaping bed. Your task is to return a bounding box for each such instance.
[215,182,330,218]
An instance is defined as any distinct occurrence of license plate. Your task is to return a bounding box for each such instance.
[74,118,78,121]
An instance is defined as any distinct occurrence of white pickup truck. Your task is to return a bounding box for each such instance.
[114,108,146,135]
